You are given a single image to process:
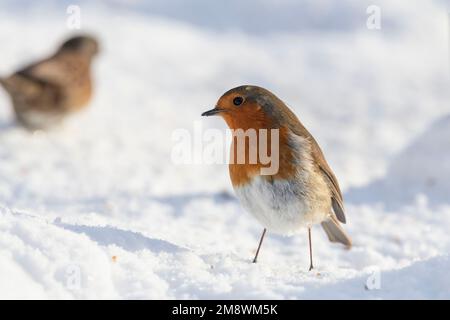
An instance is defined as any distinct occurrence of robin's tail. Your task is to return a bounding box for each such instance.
[321,216,352,248]
[0,77,12,93]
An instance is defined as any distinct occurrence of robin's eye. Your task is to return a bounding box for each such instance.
[233,97,244,106]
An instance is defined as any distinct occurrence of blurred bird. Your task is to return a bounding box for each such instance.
[0,35,99,130]
[202,85,351,270]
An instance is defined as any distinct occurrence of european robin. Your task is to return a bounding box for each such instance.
[202,85,351,270]
[0,35,99,130]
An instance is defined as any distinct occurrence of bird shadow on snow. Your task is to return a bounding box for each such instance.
[38,190,236,218]
[54,220,186,253]
[147,190,236,216]
[346,114,450,210]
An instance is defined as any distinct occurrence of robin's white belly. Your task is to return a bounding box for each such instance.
[16,110,64,130]
[234,174,331,235]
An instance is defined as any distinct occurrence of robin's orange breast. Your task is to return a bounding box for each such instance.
[67,77,92,111]
[229,126,298,187]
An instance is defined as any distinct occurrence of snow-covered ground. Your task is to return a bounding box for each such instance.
[0,0,449,299]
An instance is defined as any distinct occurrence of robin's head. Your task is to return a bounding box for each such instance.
[202,85,297,130]
[59,35,99,58]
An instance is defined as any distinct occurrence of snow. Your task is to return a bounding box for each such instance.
[0,0,449,299]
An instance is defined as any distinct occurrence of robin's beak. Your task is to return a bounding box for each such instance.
[201,107,226,117]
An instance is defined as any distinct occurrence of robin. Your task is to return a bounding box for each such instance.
[202,85,351,270]
[0,35,99,130]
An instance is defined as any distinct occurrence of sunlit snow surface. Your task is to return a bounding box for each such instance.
[0,0,449,299]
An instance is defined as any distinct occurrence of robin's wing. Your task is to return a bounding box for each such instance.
[1,58,64,111]
[287,118,347,224]
[17,54,69,86]
[0,73,44,96]
[310,140,346,223]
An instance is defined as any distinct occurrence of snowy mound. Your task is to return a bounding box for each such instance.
[388,115,450,203]
[348,115,450,207]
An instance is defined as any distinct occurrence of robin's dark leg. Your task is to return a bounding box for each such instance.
[308,227,314,271]
[253,228,267,263]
